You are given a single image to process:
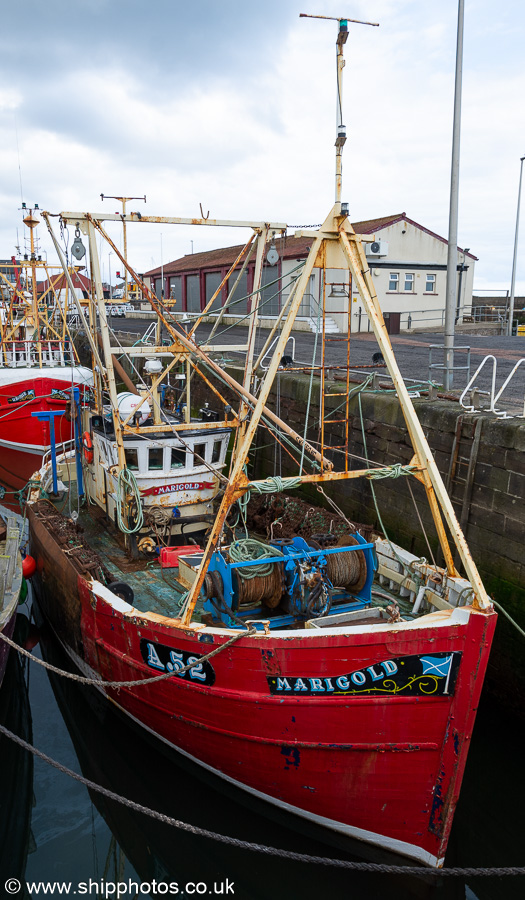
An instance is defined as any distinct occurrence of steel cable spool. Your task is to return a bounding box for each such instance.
[325,534,368,593]
[228,539,284,610]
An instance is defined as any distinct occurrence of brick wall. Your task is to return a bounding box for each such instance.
[251,371,525,711]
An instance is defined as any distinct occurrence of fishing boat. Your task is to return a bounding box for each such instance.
[25,17,496,868]
[0,209,93,490]
[0,516,23,689]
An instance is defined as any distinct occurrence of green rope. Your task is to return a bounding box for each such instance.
[248,476,302,494]
[300,292,322,474]
[357,392,423,583]
[492,599,525,639]
[229,538,283,580]
[116,467,144,535]
[367,464,418,480]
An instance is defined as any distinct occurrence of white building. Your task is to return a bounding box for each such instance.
[145,212,476,334]
[350,213,476,333]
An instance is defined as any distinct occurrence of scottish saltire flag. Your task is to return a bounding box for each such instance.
[420,655,453,677]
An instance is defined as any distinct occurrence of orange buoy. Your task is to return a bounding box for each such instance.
[82,431,94,464]
[22,555,36,578]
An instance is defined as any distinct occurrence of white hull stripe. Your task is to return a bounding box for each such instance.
[0,437,46,455]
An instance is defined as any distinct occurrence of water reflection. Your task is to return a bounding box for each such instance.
[24,609,524,900]
[0,640,33,886]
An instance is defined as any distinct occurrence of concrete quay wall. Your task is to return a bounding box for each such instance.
[250,372,525,711]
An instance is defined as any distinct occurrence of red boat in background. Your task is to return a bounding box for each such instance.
[0,209,93,491]
[0,367,93,490]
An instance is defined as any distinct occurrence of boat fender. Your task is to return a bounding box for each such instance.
[82,431,94,464]
[22,555,36,578]
[109,581,134,606]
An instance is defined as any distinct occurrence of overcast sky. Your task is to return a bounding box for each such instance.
[1,0,524,294]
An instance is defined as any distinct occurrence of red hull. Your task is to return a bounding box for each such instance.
[28,502,496,867]
[0,372,90,489]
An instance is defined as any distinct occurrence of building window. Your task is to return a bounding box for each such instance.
[169,275,182,301]
[205,271,223,312]
[186,274,200,312]
[426,274,436,292]
[228,269,248,315]
[404,273,414,292]
[388,273,399,292]
[211,440,222,464]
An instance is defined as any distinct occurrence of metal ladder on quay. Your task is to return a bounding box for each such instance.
[319,279,353,473]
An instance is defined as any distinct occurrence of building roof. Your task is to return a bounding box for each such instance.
[37,270,92,293]
[145,214,477,277]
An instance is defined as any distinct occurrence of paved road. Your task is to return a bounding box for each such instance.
[114,317,525,417]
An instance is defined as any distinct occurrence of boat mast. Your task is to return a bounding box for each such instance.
[100,194,146,303]
[22,207,43,367]
[299,13,379,209]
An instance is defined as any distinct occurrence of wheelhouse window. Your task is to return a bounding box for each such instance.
[388,273,399,292]
[125,448,139,470]
[170,448,186,468]
[193,443,207,466]
[148,447,164,470]
[426,274,436,292]
[404,273,414,292]
[211,440,222,464]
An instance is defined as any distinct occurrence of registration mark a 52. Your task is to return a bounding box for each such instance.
[140,638,215,686]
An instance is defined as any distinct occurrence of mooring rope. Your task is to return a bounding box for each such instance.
[0,723,523,877]
[0,626,254,689]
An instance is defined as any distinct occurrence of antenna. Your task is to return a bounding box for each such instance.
[100,194,146,301]
[300,13,379,207]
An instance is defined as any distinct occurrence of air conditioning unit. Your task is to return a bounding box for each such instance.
[365,240,389,257]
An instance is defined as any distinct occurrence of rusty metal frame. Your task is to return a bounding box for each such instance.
[45,201,491,618]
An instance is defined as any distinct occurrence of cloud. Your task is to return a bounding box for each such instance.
[0,0,524,292]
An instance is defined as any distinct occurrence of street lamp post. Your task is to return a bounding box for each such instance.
[507,155,525,336]
[108,252,113,303]
[443,0,464,390]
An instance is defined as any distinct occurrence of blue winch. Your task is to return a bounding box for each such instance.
[202,534,376,629]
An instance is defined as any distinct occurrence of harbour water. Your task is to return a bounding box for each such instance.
[1,596,522,900]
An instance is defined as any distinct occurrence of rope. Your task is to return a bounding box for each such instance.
[248,475,302,494]
[116,466,144,534]
[229,538,283,580]
[357,393,422,584]
[492,598,525,638]
[300,294,322,473]
[367,463,418,480]
[0,626,254,689]
[0,724,523,877]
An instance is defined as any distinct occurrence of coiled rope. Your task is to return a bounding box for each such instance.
[0,724,523,877]
[229,538,283,580]
[116,466,144,534]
